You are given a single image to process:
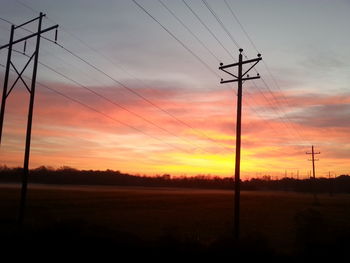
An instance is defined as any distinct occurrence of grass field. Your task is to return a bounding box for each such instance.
[0,184,349,259]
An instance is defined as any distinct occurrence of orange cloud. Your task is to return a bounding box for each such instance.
[0,81,349,178]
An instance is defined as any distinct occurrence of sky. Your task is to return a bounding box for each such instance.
[0,0,349,178]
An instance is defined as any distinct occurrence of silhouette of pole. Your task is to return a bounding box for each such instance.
[0,25,14,145]
[219,49,262,239]
[19,13,43,224]
[306,145,320,204]
[328,171,333,196]
[0,13,58,224]
[233,49,243,240]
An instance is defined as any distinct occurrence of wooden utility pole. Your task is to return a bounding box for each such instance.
[306,145,320,204]
[219,49,262,239]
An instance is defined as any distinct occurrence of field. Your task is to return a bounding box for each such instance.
[0,184,349,260]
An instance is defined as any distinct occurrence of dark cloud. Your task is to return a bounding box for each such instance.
[302,51,346,71]
[291,104,350,128]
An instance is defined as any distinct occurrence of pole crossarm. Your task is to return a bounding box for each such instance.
[219,52,261,85]
[0,24,58,50]
[14,13,46,29]
[218,56,262,69]
[220,75,260,84]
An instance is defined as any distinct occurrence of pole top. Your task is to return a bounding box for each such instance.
[239,48,243,53]
[257,53,261,57]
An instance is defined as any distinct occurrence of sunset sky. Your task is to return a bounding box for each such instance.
[0,0,349,178]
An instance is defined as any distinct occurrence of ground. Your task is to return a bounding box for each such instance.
[0,184,349,260]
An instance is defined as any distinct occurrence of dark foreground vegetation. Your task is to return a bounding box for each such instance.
[0,185,349,261]
[0,165,350,193]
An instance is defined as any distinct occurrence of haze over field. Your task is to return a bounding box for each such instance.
[0,0,349,178]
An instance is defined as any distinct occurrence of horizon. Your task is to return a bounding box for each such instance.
[0,0,349,179]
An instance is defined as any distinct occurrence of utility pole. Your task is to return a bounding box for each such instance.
[219,49,261,239]
[0,13,58,224]
[328,171,333,196]
[306,145,320,204]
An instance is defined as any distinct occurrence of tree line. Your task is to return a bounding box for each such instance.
[0,165,349,193]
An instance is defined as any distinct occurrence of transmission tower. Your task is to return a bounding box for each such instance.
[0,13,58,224]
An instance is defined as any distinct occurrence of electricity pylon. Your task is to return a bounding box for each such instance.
[0,13,58,223]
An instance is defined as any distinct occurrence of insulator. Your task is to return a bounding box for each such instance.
[55,28,58,43]
[23,40,27,54]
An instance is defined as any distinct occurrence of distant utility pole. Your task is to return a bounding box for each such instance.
[306,145,320,204]
[328,171,333,196]
[0,13,58,224]
[219,49,262,239]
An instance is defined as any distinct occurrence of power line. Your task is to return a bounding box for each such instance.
[15,0,38,14]
[125,3,283,144]
[54,42,232,151]
[200,1,308,144]
[10,2,244,153]
[0,15,233,153]
[147,3,283,140]
[223,0,259,53]
[11,48,215,154]
[26,53,216,155]
[0,62,191,154]
[222,0,310,144]
[135,1,307,146]
[159,0,307,145]
[186,2,302,142]
[201,0,240,49]
[12,0,310,146]
[2,59,232,175]
[179,2,292,131]
[132,0,219,77]
[157,0,220,63]
[181,0,235,61]
[7,2,306,149]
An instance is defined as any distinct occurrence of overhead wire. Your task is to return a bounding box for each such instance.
[0,11,233,153]
[201,0,241,49]
[0,0,312,175]
[132,0,219,78]
[134,1,282,140]
[10,0,307,149]
[11,0,236,152]
[200,0,308,144]
[171,1,296,139]
[222,0,310,144]
[157,0,220,63]
[6,42,219,155]
[0,62,192,154]
[181,0,235,61]
[1,60,232,172]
